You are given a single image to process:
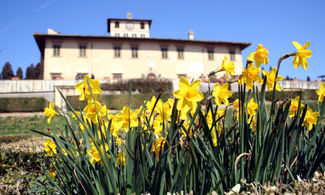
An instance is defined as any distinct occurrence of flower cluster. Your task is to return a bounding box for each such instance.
[42,41,324,190]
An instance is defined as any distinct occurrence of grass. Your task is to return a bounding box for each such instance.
[0,115,65,137]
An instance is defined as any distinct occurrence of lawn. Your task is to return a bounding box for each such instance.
[0,115,65,137]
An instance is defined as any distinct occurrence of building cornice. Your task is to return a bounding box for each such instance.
[33,33,251,56]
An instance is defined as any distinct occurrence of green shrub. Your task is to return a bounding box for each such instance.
[100,79,173,93]
[67,92,173,110]
[0,97,47,112]
[229,89,318,102]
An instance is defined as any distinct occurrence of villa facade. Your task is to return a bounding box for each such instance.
[34,13,250,81]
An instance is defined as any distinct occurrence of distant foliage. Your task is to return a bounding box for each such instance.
[35,62,43,79]
[25,63,43,79]
[16,67,23,79]
[25,64,36,79]
[1,62,14,80]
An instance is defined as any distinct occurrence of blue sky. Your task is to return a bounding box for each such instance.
[0,0,324,80]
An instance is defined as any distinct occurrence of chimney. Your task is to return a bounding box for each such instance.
[188,30,194,40]
[127,12,132,19]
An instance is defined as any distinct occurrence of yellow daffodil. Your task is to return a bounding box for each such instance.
[302,107,319,131]
[83,100,105,124]
[212,83,232,106]
[48,171,56,178]
[292,41,312,70]
[241,63,263,90]
[211,128,219,147]
[44,102,58,123]
[221,55,236,80]
[115,106,138,132]
[262,67,284,91]
[289,96,304,118]
[43,138,57,156]
[247,44,269,66]
[233,99,239,110]
[249,115,256,132]
[247,98,258,117]
[157,98,174,121]
[232,99,240,120]
[87,143,111,164]
[173,77,204,112]
[150,137,166,157]
[316,82,325,102]
[116,151,126,167]
[75,75,103,101]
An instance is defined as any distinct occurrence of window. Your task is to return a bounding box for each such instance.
[131,46,138,58]
[208,49,214,60]
[112,73,122,81]
[229,50,236,61]
[132,33,137,38]
[177,48,184,59]
[50,73,62,80]
[114,46,121,58]
[177,74,187,78]
[140,34,145,38]
[75,73,87,80]
[140,22,145,29]
[79,45,86,57]
[53,44,60,56]
[115,33,120,37]
[124,33,128,37]
[115,22,119,28]
[161,47,168,59]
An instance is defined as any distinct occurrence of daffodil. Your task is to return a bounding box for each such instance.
[233,99,239,110]
[44,102,58,123]
[221,55,236,80]
[249,115,256,132]
[289,96,304,118]
[83,100,105,124]
[247,98,258,117]
[292,41,312,70]
[316,82,325,102]
[240,63,263,90]
[150,137,166,157]
[75,75,103,101]
[233,99,241,120]
[116,151,126,167]
[302,107,319,131]
[173,77,204,112]
[247,44,269,66]
[262,67,284,91]
[43,138,57,156]
[212,83,232,106]
[48,171,56,178]
[87,143,111,164]
[115,106,138,132]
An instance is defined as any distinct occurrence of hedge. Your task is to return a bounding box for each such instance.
[67,89,318,111]
[229,89,318,102]
[100,79,173,93]
[0,97,47,112]
[67,92,173,110]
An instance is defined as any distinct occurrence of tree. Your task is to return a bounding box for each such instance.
[25,64,35,79]
[1,62,14,79]
[35,62,43,79]
[306,76,311,81]
[16,67,23,79]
